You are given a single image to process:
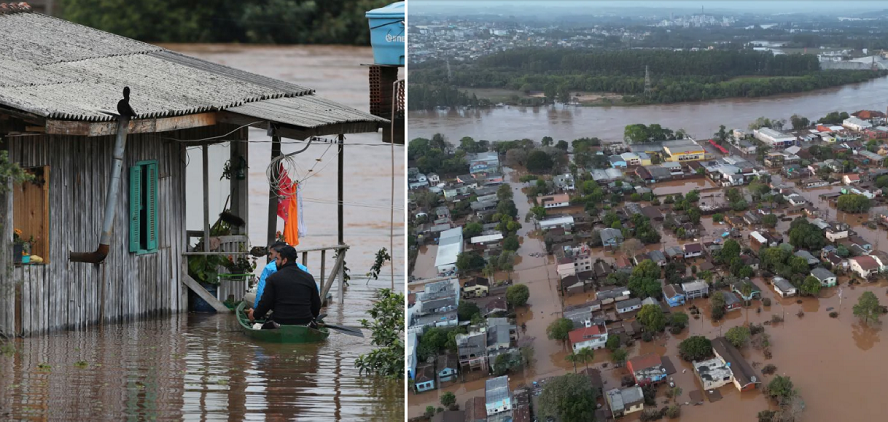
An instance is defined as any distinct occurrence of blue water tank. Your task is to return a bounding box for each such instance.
[366,2,405,66]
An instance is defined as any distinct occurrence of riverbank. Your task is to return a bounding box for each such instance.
[409,75,888,143]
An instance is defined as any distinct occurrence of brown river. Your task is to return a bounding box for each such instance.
[408,81,888,419]
[409,76,888,143]
[0,45,404,420]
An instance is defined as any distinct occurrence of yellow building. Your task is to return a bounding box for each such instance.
[662,140,706,162]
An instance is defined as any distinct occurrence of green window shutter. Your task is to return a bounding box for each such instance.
[129,165,142,252]
[146,162,158,251]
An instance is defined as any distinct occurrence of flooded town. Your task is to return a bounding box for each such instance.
[407,103,888,421]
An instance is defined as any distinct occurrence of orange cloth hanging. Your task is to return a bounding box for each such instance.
[283,193,299,246]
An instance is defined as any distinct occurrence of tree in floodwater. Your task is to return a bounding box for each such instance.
[853,291,881,325]
[546,318,574,345]
[537,373,598,422]
[355,288,404,379]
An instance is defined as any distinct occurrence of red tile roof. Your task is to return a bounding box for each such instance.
[852,255,879,270]
[854,110,886,119]
[569,326,603,344]
[628,353,663,372]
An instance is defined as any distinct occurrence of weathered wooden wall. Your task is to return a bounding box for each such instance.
[1,136,13,337]
[0,125,246,337]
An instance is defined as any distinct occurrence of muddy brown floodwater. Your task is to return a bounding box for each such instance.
[409,75,888,143]
[0,281,402,421]
[1,45,404,420]
[408,179,888,419]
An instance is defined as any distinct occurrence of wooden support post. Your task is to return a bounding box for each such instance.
[338,249,346,304]
[202,144,210,253]
[319,249,326,296]
[321,249,346,301]
[0,133,12,336]
[337,134,345,304]
[337,134,344,245]
[267,134,282,263]
[182,274,230,313]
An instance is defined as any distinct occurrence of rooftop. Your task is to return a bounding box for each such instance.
[628,353,662,372]
[0,6,382,130]
[485,376,510,404]
[568,325,604,344]
[852,255,880,270]
[693,357,733,384]
[811,267,836,281]
[712,337,761,388]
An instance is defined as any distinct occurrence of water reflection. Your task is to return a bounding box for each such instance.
[0,307,402,421]
[851,321,881,351]
[410,76,888,143]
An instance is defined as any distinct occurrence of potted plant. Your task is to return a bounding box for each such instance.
[223,255,257,282]
[187,254,229,313]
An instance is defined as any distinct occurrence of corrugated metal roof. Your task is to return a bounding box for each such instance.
[0,7,384,130]
[225,96,386,129]
[0,10,160,65]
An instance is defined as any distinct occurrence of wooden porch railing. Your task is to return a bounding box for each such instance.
[181,233,349,312]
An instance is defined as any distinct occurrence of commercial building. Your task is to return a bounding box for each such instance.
[843,117,873,131]
[662,140,706,162]
[435,228,464,275]
[754,127,796,148]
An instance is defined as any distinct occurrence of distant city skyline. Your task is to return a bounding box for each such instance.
[410,1,887,15]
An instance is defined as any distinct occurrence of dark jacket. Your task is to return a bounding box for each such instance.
[254,262,321,324]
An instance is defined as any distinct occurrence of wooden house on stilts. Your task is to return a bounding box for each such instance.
[0,3,387,337]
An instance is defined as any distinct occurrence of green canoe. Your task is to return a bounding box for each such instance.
[235,302,330,343]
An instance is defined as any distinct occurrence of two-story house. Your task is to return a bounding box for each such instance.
[456,331,488,374]
[569,325,609,351]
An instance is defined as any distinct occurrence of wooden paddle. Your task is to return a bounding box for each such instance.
[322,323,365,337]
[315,314,364,337]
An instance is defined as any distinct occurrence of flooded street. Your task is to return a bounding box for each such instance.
[0,281,402,421]
[2,45,404,420]
[408,84,888,418]
[409,167,570,415]
[409,76,888,143]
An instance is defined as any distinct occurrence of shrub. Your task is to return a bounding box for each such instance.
[762,298,771,306]
[666,405,681,418]
[678,336,712,361]
[642,332,653,342]
[829,311,839,318]
[670,325,683,335]
[771,314,784,323]
[761,364,777,375]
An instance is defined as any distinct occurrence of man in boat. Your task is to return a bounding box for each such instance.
[248,245,321,328]
[244,241,310,308]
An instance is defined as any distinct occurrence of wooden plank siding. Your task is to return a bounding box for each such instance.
[0,124,246,337]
